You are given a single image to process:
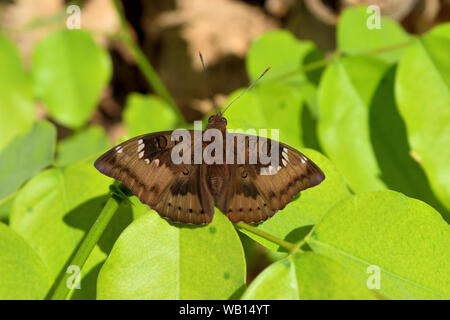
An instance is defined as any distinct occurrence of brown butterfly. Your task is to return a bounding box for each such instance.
[94,54,324,225]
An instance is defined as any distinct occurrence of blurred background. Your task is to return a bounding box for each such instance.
[0,0,449,287]
[1,0,449,139]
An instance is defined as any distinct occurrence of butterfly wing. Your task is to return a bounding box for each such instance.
[218,133,325,223]
[94,131,215,224]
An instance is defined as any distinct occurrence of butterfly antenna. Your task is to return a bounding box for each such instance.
[222,67,271,115]
[199,51,218,114]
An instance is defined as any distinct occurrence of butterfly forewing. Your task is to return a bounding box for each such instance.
[94,131,214,224]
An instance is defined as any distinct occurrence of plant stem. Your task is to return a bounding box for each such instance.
[110,0,184,122]
[50,192,123,300]
[235,222,302,254]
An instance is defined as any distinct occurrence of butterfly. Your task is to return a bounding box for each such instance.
[94,53,325,225]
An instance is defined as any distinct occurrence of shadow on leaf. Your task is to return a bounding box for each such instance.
[369,66,449,222]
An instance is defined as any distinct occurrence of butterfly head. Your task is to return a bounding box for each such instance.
[206,112,228,131]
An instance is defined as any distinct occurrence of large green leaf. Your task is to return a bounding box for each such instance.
[306,190,450,299]
[318,55,389,192]
[239,149,350,251]
[338,6,411,63]
[97,210,246,299]
[396,24,450,220]
[242,252,375,300]
[123,93,178,137]
[32,30,111,128]
[246,30,316,82]
[56,125,110,166]
[0,35,34,152]
[9,163,115,298]
[369,66,449,219]
[0,121,56,202]
[224,82,303,147]
[0,223,51,299]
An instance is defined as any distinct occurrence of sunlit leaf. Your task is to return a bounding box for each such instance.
[32,30,111,128]
[97,210,246,299]
[306,190,450,299]
[9,163,122,298]
[242,252,376,300]
[338,6,411,63]
[0,223,51,299]
[0,121,56,202]
[224,82,303,147]
[0,35,34,152]
[318,55,389,192]
[396,24,450,220]
[124,93,178,137]
[56,125,110,166]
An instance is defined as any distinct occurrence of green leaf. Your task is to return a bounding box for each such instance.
[56,125,110,166]
[124,93,178,137]
[318,55,389,193]
[9,163,113,296]
[306,190,450,299]
[338,6,411,63]
[97,210,246,299]
[0,222,51,299]
[396,24,450,220]
[0,35,34,152]
[246,30,316,82]
[224,82,303,147]
[0,121,56,202]
[239,149,350,251]
[369,66,449,219]
[242,252,376,300]
[32,30,111,128]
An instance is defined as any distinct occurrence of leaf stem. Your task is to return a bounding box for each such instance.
[235,222,302,254]
[110,0,184,122]
[50,184,123,300]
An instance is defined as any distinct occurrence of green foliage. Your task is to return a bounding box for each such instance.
[306,191,450,299]
[9,163,112,297]
[97,210,246,299]
[32,30,112,128]
[0,35,34,152]
[56,126,110,166]
[0,121,56,202]
[0,6,449,300]
[338,6,411,63]
[242,252,376,300]
[124,93,178,137]
[396,23,450,217]
[0,223,51,299]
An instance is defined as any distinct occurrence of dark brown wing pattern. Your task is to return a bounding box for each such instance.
[94,131,214,224]
[219,133,325,223]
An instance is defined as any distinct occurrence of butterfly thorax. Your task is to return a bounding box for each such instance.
[206,113,228,134]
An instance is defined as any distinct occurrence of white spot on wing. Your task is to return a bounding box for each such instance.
[144,159,150,164]
[139,151,144,159]
[154,159,160,166]
[282,159,287,167]
[137,143,145,152]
